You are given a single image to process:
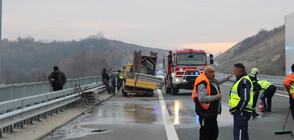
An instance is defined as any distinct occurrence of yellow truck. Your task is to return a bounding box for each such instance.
[122,64,157,97]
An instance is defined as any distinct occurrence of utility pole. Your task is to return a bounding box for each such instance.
[0,0,2,83]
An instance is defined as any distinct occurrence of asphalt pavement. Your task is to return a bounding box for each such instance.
[42,82,294,140]
[0,77,276,140]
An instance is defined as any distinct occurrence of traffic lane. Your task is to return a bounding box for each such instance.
[162,89,234,140]
[164,83,294,140]
[162,89,233,126]
[44,92,168,140]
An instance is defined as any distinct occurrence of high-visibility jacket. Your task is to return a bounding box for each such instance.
[257,80,273,92]
[192,73,220,118]
[290,84,294,94]
[229,75,254,114]
[192,73,211,109]
[119,69,124,79]
[283,72,294,93]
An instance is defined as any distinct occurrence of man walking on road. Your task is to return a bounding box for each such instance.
[229,63,253,140]
[192,65,232,140]
[283,64,294,120]
[48,66,67,91]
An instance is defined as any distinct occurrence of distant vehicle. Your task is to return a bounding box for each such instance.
[163,49,213,95]
[156,69,165,80]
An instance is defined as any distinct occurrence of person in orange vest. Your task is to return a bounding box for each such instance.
[192,65,232,140]
[283,64,294,120]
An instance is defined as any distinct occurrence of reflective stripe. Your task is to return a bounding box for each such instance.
[246,104,252,108]
[231,91,238,94]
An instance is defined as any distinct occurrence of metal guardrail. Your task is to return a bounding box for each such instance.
[216,73,286,91]
[0,76,101,102]
[0,82,105,137]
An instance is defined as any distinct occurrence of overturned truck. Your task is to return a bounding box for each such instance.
[122,50,163,97]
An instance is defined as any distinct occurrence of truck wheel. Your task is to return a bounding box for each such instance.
[122,89,127,97]
[165,78,171,94]
[166,87,171,94]
[165,84,171,94]
[171,87,178,95]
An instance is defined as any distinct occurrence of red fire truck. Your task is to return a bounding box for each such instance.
[164,49,213,94]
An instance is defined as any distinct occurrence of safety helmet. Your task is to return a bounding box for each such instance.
[251,68,259,75]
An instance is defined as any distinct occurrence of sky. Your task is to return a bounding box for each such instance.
[2,0,294,55]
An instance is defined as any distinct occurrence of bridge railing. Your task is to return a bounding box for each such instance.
[0,76,101,102]
[216,73,287,91]
[0,82,105,137]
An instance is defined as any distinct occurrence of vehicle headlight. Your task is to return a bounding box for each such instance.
[174,78,182,83]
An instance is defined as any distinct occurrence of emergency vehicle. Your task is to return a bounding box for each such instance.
[164,49,213,94]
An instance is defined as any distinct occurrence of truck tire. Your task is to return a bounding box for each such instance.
[165,86,171,94]
[165,79,171,94]
[171,87,178,95]
[122,89,127,97]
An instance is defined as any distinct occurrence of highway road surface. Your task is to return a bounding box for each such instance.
[44,81,294,140]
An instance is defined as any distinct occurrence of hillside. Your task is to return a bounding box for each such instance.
[215,26,285,76]
[1,35,168,83]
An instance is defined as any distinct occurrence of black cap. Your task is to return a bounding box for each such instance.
[292,64,294,72]
[53,66,59,71]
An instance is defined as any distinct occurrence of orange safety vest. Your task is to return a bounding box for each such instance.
[192,73,211,109]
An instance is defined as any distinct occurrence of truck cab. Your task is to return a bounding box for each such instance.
[164,49,213,94]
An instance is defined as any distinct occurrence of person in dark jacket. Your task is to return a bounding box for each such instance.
[102,68,111,94]
[192,65,232,140]
[48,66,67,91]
[248,68,261,117]
[110,70,117,94]
[230,63,253,140]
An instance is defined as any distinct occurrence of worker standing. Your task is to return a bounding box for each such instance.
[117,69,122,91]
[248,68,261,117]
[117,67,125,91]
[102,68,111,94]
[110,70,117,94]
[257,80,276,112]
[283,64,294,120]
[192,65,232,140]
[229,63,253,140]
[48,66,67,91]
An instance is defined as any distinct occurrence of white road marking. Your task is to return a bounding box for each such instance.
[157,89,179,140]
[275,93,289,98]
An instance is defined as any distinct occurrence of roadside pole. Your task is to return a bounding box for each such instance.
[0,0,2,82]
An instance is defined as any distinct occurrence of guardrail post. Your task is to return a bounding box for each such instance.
[23,84,26,98]
[30,118,33,125]
[10,85,14,101]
